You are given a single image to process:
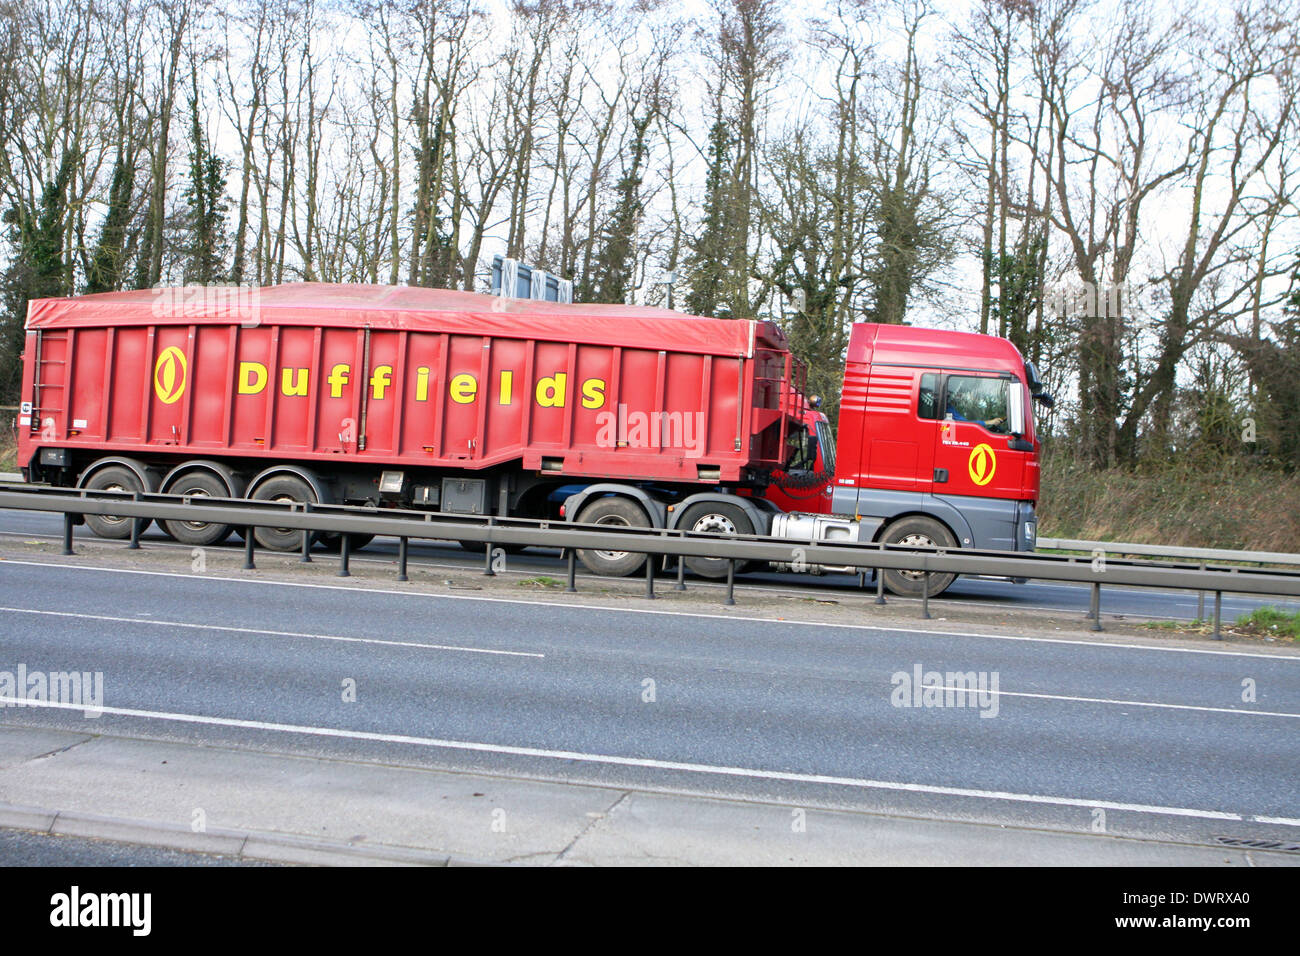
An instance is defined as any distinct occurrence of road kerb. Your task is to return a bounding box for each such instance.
[0,801,489,867]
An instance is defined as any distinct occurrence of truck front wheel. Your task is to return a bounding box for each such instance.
[879,516,958,597]
[575,497,650,576]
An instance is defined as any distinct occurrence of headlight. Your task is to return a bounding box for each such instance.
[1024,521,1036,542]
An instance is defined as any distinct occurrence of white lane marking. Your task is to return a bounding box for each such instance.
[0,605,543,659]
[3,602,1285,718]
[4,696,1295,827]
[3,557,1299,663]
[931,684,1300,719]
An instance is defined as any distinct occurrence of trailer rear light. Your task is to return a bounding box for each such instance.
[558,504,566,517]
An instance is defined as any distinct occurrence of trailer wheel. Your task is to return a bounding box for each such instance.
[318,532,375,552]
[249,475,319,551]
[677,502,754,578]
[575,497,650,576]
[879,516,958,597]
[83,465,149,539]
[160,471,234,546]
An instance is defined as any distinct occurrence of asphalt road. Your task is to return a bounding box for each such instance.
[1,554,1297,855]
[0,508,1295,625]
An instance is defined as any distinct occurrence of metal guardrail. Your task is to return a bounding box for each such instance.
[1,483,1299,640]
[1038,537,1300,568]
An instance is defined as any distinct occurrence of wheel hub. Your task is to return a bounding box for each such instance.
[692,513,737,535]
[592,515,632,561]
[894,532,936,581]
[180,487,212,530]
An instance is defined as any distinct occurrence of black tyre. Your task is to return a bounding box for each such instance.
[676,501,754,578]
[82,465,149,539]
[575,497,651,576]
[318,532,375,552]
[161,471,234,546]
[879,515,958,597]
[249,475,320,551]
[457,540,528,555]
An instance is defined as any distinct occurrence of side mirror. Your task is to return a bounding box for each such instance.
[1033,392,1055,410]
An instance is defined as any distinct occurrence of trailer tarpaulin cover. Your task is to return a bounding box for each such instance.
[26,282,783,358]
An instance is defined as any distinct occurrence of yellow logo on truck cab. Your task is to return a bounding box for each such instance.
[968,443,996,486]
[154,347,188,404]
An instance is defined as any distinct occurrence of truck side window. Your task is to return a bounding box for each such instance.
[944,375,1009,433]
[918,373,939,420]
[786,426,817,472]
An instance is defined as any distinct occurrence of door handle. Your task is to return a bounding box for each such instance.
[933,468,949,483]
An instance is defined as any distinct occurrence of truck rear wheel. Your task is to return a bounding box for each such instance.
[249,475,319,551]
[161,471,234,546]
[82,465,149,539]
[677,501,754,578]
[879,516,957,597]
[575,497,650,576]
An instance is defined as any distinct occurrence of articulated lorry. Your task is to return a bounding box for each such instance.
[15,282,1049,595]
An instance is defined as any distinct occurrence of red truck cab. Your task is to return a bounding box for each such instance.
[759,323,1043,595]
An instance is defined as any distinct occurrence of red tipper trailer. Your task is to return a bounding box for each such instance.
[17,283,1047,595]
[19,283,797,482]
[17,283,802,558]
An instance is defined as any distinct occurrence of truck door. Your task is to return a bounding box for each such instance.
[860,365,934,493]
[930,371,1026,502]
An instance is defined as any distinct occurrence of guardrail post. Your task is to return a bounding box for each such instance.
[338,534,351,577]
[920,572,932,620]
[128,492,142,549]
[675,556,686,591]
[243,529,256,570]
[62,513,74,555]
[397,537,409,582]
[875,569,886,606]
[1089,583,1103,632]
[645,553,656,600]
[1213,591,1222,640]
[483,544,496,576]
[565,548,577,593]
[300,529,312,563]
[724,560,736,606]
[1196,561,1206,621]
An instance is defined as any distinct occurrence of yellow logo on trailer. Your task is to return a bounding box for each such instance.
[968,443,996,486]
[154,347,188,404]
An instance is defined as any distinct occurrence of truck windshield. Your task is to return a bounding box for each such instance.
[815,420,835,475]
